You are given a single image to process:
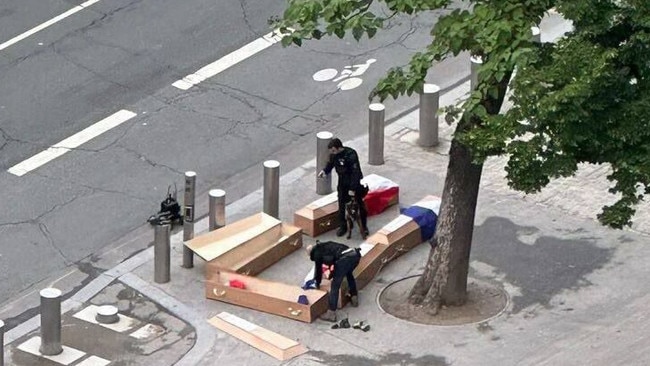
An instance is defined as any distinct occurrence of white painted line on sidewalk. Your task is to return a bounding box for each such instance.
[7,109,136,177]
[172,31,283,90]
[0,0,100,52]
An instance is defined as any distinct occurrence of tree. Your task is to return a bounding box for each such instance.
[272,0,650,314]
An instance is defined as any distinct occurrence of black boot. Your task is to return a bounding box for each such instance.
[336,226,347,237]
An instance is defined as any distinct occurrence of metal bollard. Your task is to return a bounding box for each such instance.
[531,26,541,43]
[316,131,333,195]
[263,160,280,218]
[418,84,440,147]
[470,55,483,91]
[208,189,226,231]
[1,319,4,366]
[182,171,196,268]
[368,103,385,165]
[39,288,63,356]
[154,224,171,284]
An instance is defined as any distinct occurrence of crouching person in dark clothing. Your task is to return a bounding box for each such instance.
[307,241,361,322]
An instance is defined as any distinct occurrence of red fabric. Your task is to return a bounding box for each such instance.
[323,264,334,279]
[229,279,246,289]
[364,186,399,216]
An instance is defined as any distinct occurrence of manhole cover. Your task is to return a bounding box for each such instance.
[378,275,508,326]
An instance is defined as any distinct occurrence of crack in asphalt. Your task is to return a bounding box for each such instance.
[82,0,147,27]
[33,169,150,203]
[208,81,339,125]
[209,82,341,137]
[157,94,243,137]
[238,0,256,35]
[0,190,92,263]
[304,17,418,59]
[0,126,15,152]
[51,40,132,93]
[5,188,90,227]
[218,85,265,122]
[117,145,186,176]
[0,125,47,154]
[38,221,70,264]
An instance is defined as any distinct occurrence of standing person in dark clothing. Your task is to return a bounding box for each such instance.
[307,240,361,322]
[317,138,368,237]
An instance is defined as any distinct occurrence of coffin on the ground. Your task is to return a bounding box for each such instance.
[205,222,302,277]
[304,195,441,308]
[294,174,400,237]
[206,269,329,323]
[367,194,440,261]
[185,213,282,261]
[185,212,303,277]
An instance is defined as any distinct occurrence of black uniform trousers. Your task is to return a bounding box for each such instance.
[329,249,361,310]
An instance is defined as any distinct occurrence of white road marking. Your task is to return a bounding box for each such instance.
[7,109,136,177]
[0,0,100,52]
[172,31,283,90]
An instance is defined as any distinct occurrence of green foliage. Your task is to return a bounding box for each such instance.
[503,0,650,228]
[273,0,650,228]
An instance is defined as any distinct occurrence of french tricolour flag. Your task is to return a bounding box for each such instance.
[361,174,400,216]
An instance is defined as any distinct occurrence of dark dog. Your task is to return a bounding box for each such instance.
[345,198,368,239]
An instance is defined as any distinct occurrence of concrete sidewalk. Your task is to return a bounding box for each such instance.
[4,71,650,366]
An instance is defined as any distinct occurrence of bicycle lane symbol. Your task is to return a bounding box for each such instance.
[312,59,376,91]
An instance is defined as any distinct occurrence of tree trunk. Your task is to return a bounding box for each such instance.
[407,64,511,314]
[408,137,483,313]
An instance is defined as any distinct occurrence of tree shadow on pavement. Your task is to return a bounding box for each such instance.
[308,350,449,366]
[471,216,615,313]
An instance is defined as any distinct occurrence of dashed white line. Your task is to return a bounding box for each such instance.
[172,31,284,90]
[7,109,137,177]
[0,0,101,52]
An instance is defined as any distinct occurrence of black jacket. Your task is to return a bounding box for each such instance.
[323,146,363,189]
[310,241,350,287]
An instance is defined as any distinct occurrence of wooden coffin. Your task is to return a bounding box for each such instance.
[366,214,422,261]
[206,270,329,323]
[294,174,401,237]
[354,242,392,290]
[293,192,339,237]
[185,213,281,262]
[206,223,303,277]
[208,312,308,361]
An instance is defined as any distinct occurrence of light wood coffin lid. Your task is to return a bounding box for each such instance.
[294,192,338,220]
[212,223,300,270]
[184,212,281,261]
[208,311,308,361]
[205,223,302,277]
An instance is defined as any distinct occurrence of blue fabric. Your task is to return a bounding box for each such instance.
[298,295,309,305]
[400,205,437,242]
[302,279,317,290]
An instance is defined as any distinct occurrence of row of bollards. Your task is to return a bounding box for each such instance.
[0,34,546,365]
[153,174,230,284]
[367,82,441,167]
[370,27,541,161]
[151,49,520,283]
[153,35,548,281]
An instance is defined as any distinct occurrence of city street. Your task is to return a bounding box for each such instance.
[0,0,468,324]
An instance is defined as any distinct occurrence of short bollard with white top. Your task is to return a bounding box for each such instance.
[39,288,63,356]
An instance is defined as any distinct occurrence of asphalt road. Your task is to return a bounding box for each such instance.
[0,0,470,321]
